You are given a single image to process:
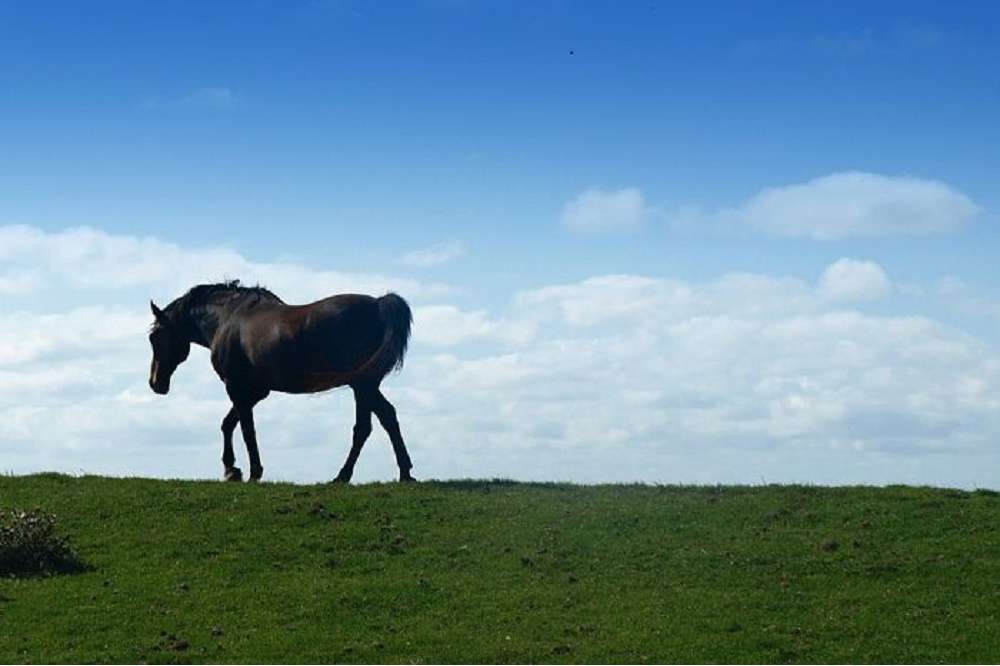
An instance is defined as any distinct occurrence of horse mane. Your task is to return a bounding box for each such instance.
[165,280,284,322]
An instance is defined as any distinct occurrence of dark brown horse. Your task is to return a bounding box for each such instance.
[147,281,415,483]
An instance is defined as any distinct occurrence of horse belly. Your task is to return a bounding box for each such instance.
[258,311,381,393]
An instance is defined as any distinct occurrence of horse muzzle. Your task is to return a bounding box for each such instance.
[149,359,172,395]
[149,370,170,395]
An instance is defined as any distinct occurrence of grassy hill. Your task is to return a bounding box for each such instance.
[2,474,999,663]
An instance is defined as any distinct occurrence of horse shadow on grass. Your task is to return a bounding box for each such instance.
[422,478,578,493]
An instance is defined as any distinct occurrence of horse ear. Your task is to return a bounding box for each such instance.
[150,301,165,321]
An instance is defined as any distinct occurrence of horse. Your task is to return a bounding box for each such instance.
[147,280,415,483]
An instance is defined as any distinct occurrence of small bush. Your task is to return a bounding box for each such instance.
[0,509,84,576]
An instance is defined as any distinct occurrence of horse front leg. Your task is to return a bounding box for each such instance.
[234,400,265,482]
[221,407,242,481]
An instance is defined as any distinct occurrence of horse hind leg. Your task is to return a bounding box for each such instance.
[334,386,373,483]
[371,389,415,482]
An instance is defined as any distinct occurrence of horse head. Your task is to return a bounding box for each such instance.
[148,301,190,395]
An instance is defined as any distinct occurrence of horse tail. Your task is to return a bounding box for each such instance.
[373,292,412,376]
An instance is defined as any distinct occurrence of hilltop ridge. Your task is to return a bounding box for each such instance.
[2,474,999,663]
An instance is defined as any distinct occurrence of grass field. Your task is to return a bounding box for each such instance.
[2,474,1000,663]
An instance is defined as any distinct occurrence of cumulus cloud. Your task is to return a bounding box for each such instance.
[561,187,646,233]
[413,305,535,347]
[671,172,980,240]
[0,225,452,303]
[0,307,147,366]
[3,224,1000,487]
[731,172,979,240]
[505,277,999,458]
[0,271,42,296]
[819,258,892,302]
[401,241,466,268]
[934,276,1000,323]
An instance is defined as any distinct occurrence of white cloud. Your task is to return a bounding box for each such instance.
[401,241,466,268]
[674,172,980,240]
[0,225,452,303]
[0,271,42,295]
[413,305,535,346]
[561,187,646,233]
[3,224,1000,488]
[736,172,979,239]
[0,306,147,366]
[819,258,892,302]
[934,275,1000,322]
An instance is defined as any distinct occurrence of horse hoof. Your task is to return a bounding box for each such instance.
[400,474,417,483]
[225,467,243,482]
[331,474,351,484]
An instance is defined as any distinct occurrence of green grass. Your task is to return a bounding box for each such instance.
[2,475,1000,663]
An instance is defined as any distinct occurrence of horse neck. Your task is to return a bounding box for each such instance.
[179,299,237,348]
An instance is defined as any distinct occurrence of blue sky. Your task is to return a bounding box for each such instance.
[1,2,998,486]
